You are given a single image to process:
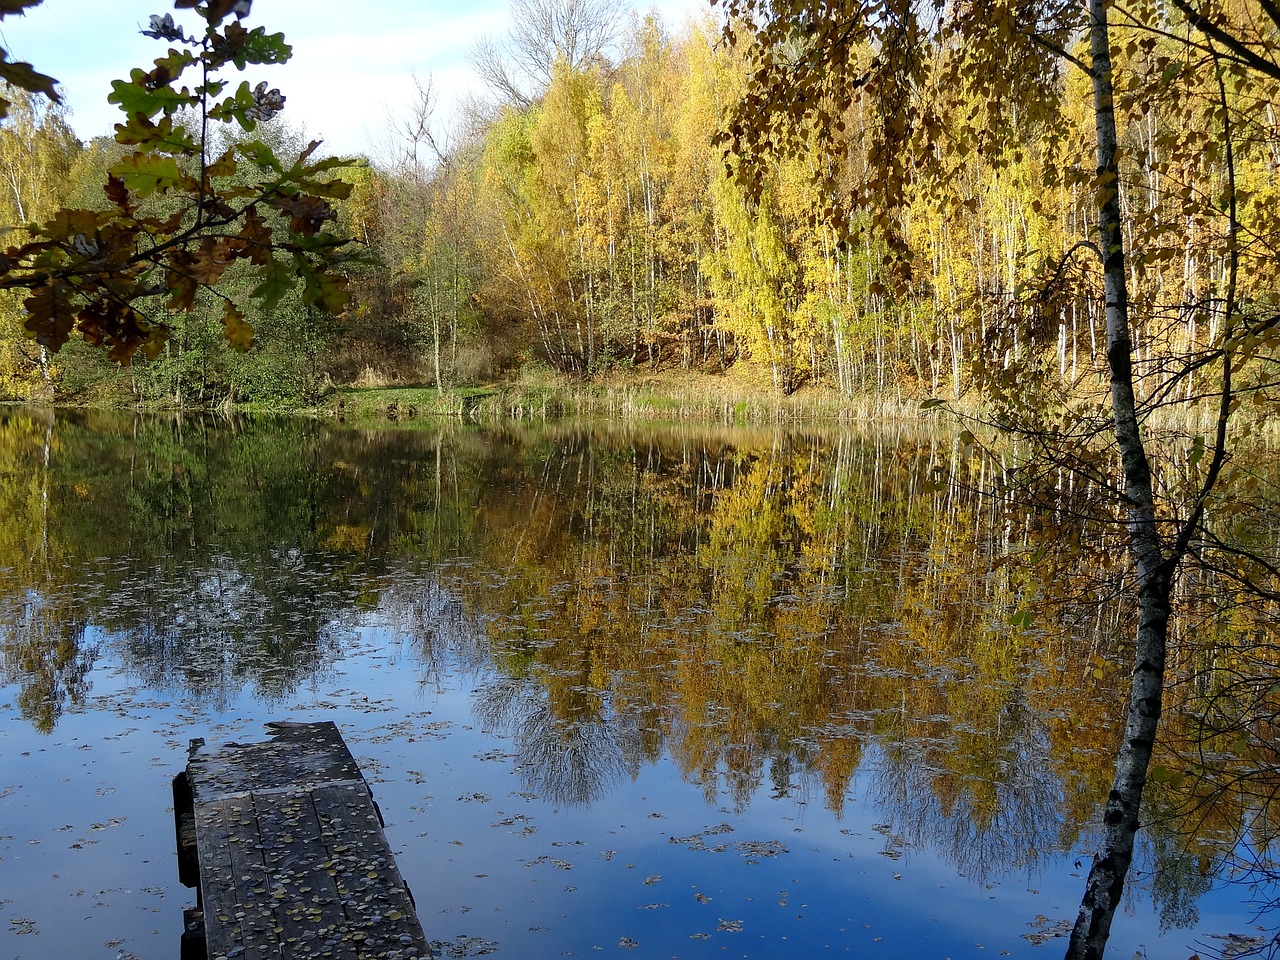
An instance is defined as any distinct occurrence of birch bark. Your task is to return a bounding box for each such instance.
[1064,1,1172,955]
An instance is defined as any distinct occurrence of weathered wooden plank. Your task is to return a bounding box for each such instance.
[183,721,429,960]
[197,795,280,960]
[253,788,351,958]
[189,721,364,802]
[311,782,426,958]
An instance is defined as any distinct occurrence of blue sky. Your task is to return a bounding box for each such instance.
[0,0,708,159]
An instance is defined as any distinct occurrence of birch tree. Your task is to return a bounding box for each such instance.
[472,0,623,109]
[0,85,78,395]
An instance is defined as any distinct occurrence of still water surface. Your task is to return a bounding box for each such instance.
[0,410,1271,959]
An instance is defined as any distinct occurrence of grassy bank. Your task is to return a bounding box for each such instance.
[324,368,938,426]
[26,363,1263,439]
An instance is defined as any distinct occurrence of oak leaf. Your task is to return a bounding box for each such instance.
[190,237,235,285]
[252,255,294,311]
[104,175,133,213]
[42,208,110,244]
[299,261,349,315]
[273,194,333,236]
[165,252,199,312]
[23,280,75,351]
[221,301,255,350]
[206,148,239,178]
[112,152,184,197]
[232,207,273,265]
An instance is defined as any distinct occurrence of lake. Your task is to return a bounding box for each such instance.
[0,409,1272,959]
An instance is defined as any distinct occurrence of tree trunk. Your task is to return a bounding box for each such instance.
[1065,1,1172,956]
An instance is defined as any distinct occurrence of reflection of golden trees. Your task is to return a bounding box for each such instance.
[868,692,1066,882]
[452,426,1133,847]
[474,676,641,806]
[6,412,1280,918]
[0,411,98,731]
[1145,580,1280,914]
[5,597,95,733]
[440,421,1280,918]
[0,413,482,712]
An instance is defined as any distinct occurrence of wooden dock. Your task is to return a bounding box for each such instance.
[173,721,429,960]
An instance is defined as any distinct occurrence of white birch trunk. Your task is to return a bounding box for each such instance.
[1065,1,1172,956]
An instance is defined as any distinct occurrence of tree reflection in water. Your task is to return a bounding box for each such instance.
[474,675,641,806]
[867,690,1064,883]
[2,411,1280,949]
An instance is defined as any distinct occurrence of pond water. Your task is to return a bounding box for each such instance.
[0,410,1273,960]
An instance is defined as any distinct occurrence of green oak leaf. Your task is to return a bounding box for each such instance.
[113,113,199,155]
[223,23,292,69]
[109,68,196,118]
[296,256,349,314]
[251,256,295,312]
[236,139,283,174]
[151,49,198,83]
[110,152,184,197]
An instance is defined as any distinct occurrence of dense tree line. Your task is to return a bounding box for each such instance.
[351,0,1280,408]
[5,0,1275,410]
[0,0,357,406]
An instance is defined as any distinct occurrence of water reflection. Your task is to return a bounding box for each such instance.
[870,689,1063,882]
[0,409,1275,949]
[3,591,96,733]
[475,676,642,806]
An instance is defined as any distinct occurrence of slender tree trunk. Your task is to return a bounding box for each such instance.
[1065,2,1172,957]
[433,303,442,392]
[36,345,52,399]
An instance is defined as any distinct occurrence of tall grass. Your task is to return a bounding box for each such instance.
[326,367,949,425]
[323,367,1280,443]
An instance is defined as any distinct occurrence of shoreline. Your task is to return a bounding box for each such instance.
[5,368,1253,439]
[10,368,945,426]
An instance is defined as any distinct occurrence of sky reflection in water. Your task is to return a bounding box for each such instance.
[0,412,1271,959]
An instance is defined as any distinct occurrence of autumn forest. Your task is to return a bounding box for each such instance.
[4,0,1280,957]
[0,0,1272,413]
